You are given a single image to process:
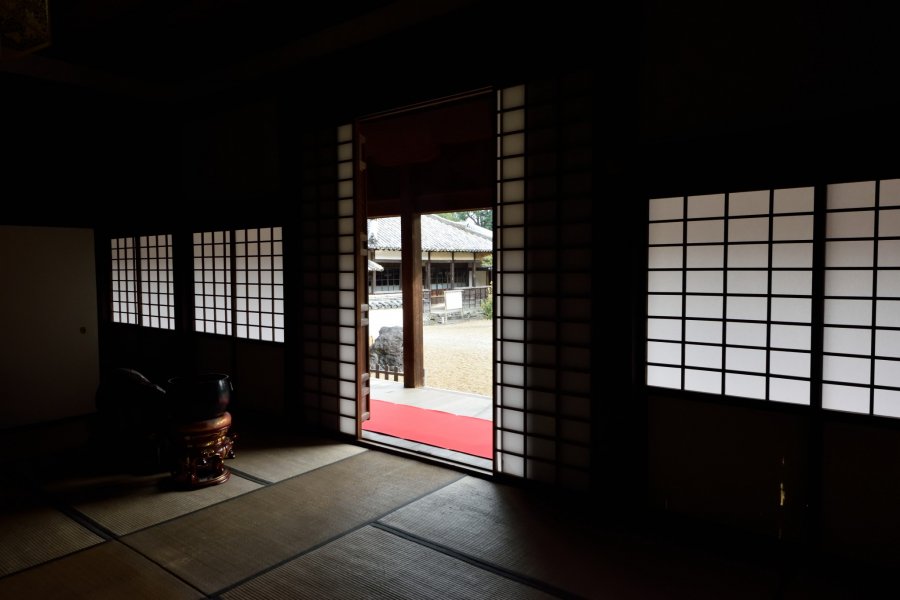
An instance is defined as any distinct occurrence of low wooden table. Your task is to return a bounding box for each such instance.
[169,412,235,488]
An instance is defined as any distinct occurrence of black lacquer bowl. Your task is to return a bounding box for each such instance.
[167,373,232,422]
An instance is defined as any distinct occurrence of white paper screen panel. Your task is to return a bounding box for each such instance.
[139,234,175,330]
[193,231,232,336]
[337,124,357,435]
[112,235,175,330]
[823,179,900,416]
[234,228,284,342]
[111,237,138,325]
[647,187,814,404]
[496,85,526,478]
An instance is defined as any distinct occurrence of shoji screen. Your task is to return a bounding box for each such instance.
[495,74,593,488]
[111,234,174,330]
[234,227,285,342]
[298,125,352,432]
[823,179,900,417]
[111,237,137,324]
[647,187,815,404]
[193,231,232,335]
[336,124,359,435]
[138,234,175,330]
[495,84,527,477]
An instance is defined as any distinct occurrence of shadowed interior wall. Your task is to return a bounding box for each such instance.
[647,395,809,541]
[181,99,280,197]
[821,421,900,567]
[0,226,99,427]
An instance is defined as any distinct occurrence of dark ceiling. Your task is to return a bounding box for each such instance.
[5,0,595,104]
[36,0,394,83]
[0,0,510,103]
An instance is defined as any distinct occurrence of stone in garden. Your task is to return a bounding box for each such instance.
[371,325,403,368]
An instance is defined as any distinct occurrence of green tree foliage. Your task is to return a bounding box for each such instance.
[481,285,493,319]
[437,209,493,230]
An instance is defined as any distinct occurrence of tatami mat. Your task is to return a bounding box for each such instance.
[227,434,366,482]
[0,541,202,599]
[381,476,777,600]
[43,471,261,536]
[123,450,464,594]
[222,525,553,600]
[0,480,104,578]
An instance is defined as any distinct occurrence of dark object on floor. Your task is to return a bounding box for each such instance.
[166,373,232,422]
[168,411,235,488]
[166,373,236,488]
[94,368,169,473]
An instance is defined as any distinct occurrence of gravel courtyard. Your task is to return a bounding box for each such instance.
[369,308,493,397]
[423,319,492,397]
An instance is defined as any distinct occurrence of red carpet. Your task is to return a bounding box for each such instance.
[362,399,492,459]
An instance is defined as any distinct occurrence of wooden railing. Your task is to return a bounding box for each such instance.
[427,286,489,310]
[370,364,404,381]
[373,286,491,315]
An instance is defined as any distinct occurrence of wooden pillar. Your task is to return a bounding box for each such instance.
[401,213,424,387]
[450,251,455,289]
[426,252,432,291]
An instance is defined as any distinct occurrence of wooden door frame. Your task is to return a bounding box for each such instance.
[353,87,494,427]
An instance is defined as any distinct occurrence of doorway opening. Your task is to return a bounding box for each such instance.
[355,92,495,470]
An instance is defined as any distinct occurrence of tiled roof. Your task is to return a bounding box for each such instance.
[367,214,492,252]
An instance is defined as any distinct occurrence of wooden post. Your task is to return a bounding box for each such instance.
[401,212,424,387]
[450,251,455,289]
[426,251,432,292]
